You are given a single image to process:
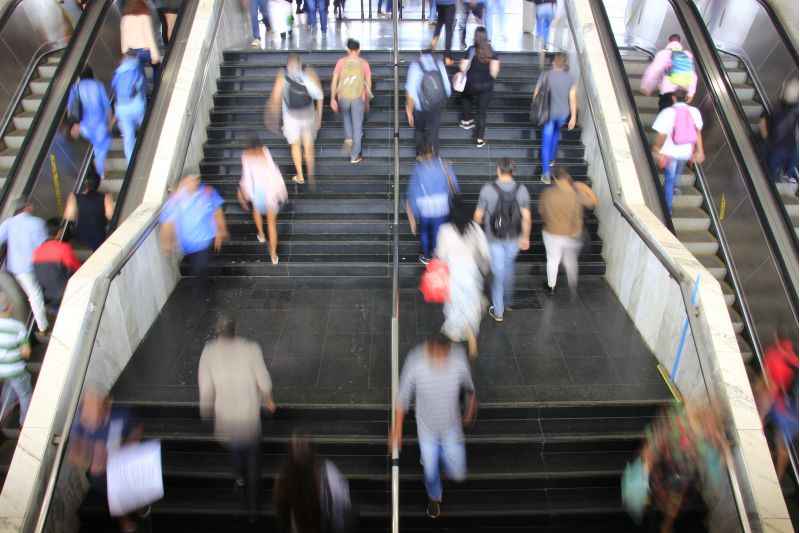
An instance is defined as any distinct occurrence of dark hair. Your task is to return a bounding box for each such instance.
[668,34,681,43]
[427,332,452,351]
[215,315,236,338]
[346,38,360,51]
[80,66,95,80]
[46,218,61,237]
[553,166,573,183]
[552,52,567,69]
[419,144,434,159]
[287,53,301,67]
[673,88,689,103]
[246,137,262,150]
[473,27,493,63]
[274,436,321,533]
[84,167,101,193]
[123,0,151,16]
[450,198,473,236]
[497,158,515,176]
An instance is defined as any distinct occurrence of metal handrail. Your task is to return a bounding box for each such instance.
[0,0,23,31]
[753,0,799,62]
[671,0,798,307]
[390,0,400,530]
[568,5,752,531]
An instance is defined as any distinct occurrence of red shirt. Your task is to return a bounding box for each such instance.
[764,339,799,397]
[32,240,81,272]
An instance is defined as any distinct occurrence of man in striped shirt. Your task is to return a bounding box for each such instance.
[391,333,477,518]
[0,292,31,427]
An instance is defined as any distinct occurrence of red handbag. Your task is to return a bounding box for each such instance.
[419,259,449,304]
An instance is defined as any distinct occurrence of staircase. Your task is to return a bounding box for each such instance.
[0,51,63,193]
[717,51,799,235]
[620,48,753,362]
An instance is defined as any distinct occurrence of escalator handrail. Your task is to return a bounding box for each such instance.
[390,4,400,533]
[0,0,23,31]
[0,0,113,216]
[753,0,799,63]
[564,7,753,531]
[0,44,66,151]
[670,0,798,313]
[590,2,674,233]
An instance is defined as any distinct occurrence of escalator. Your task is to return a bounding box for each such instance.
[594,0,798,520]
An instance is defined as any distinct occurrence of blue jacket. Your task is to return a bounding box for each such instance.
[406,157,460,219]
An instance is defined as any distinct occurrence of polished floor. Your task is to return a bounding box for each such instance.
[113,276,672,405]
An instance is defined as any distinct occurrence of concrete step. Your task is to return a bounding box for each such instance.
[37,64,58,78]
[671,206,710,232]
[0,149,18,169]
[3,130,26,149]
[29,79,50,95]
[671,185,703,208]
[12,112,35,130]
[21,96,42,113]
[676,229,719,255]
[696,254,727,280]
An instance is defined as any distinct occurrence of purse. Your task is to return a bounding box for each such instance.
[530,71,550,126]
[419,259,449,304]
[452,50,474,93]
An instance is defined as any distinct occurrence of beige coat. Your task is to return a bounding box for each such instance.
[538,180,598,238]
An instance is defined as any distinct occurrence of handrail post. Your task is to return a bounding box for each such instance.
[390,3,401,533]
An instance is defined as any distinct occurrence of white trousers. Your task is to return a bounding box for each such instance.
[542,230,582,290]
[15,272,48,332]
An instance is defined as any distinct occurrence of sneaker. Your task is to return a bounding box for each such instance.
[235,478,245,489]
[488,306,503,322]
[350,155,363,164]
[475,138,486,148]
[541,174,552,184]
[419,255,431,265]
[257,233,266,243]
[34,330,50,344]
[250,38,261,47]
[459,120,475,130]
[541,281,555,296]
[426,500,441,519]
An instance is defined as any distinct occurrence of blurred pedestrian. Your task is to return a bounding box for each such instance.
[435,199,489,358]
[330,39,372,165]
[651,88,705,215]
[0,292,32,428]
[66,67,112,179]
[759,78,798,183]
[391,333,477,519]
[121,0,162,93]
[406,50,451,157]
[639,402,728,533]
[199,315,276,521]
[267,54,324,188]
[159,175,228,285]
[68,388,144,533]
[155,0,181,44]
[533,0,555,51]
[305,0,328,34]
[63,173,114,253]
[0,198,49,341]
[457,26,499,148]
[473,158,531,322]
[641,34,697,112]
[533,52,576,183]
[271,0,293,39]
[249,0,270,47]
[539,167,596,295]
[405,145,460,264]
[112,50,147,164]
[484,0,502,44]
[32,218,81,314]
[274,435,354,533]
[237,139,287,265]
[456,0,484,49]
[430,0,456,61]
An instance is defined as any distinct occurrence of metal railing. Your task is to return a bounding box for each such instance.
[568,4,753,531]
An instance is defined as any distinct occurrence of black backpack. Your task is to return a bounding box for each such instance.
[418,58,447,111]
[490,182,522,239]
[284,72,313,110]
[67,82,83,124]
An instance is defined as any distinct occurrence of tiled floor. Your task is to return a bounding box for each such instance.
[113,276,671,405]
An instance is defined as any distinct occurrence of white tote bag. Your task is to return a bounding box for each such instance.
[106,440,164,517]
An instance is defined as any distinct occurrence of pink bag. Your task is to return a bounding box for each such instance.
[671,106,697,146]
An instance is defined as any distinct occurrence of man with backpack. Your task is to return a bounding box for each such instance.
[66,67,112,179]
[651,88,705,215]
[473,158,531,322]
[641,34,698,112]
[330,39,372,165]
[406,50,451,157]
[112,50,147,164]
[759,78,798,183]
[267,54,324,187]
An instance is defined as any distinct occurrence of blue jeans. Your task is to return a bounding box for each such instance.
[419,215,448,259]
[249,0,269,38]
[489,239,519,317]
[130,48,160,95]
[484,0,503,42]
[535,3,554,43]
[306,0,327,31]
[428,0,436,20]
[378,0,391,13]
[81,122,112,177]
[768,144,799,182]
[418,429,466,501]
[115,98,145,162]
[541,115,568,177]
[663,158,687,215]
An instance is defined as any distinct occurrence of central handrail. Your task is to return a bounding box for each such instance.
[390,0,401,530]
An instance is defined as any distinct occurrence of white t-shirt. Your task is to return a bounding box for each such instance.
[652,103,703,160]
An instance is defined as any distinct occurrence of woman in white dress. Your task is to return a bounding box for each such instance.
[435,199,490,358]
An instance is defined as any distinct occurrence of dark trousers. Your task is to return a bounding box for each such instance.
[130,48,161,96]
[460,2,484,46]
[186,246,210,285]
[460,88,492,139]
[419,215,448,258]
[434,4,456,56]
[414,108,443,156]
[231,440,261,518]
[768,144,799,181]
[658,92,674,112]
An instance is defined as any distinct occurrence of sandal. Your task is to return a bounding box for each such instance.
[291,175,305,184]
[271,254,280,265]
